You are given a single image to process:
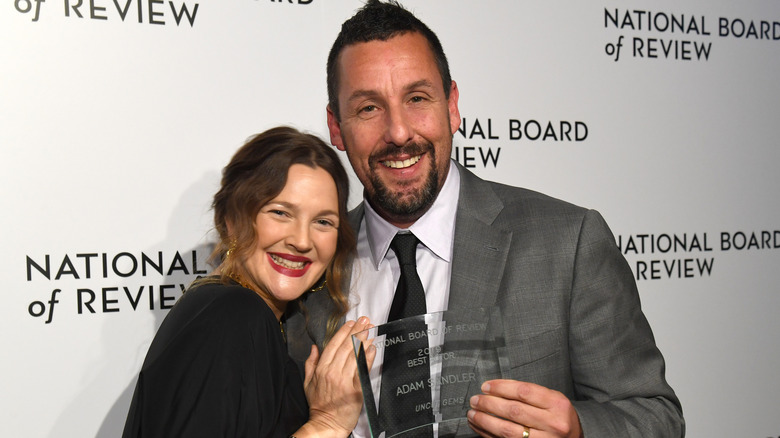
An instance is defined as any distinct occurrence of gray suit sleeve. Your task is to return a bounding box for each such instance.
[569,210,684,437]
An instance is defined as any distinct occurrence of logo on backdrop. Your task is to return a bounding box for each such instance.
[603,8,780,62]
[24,249,210,324]
[14,0,200,26]
[616,230,780,280]
[453,117,589,169]
[13,0,315,23]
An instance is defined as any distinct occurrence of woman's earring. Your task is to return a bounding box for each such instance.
[225,239,237,260]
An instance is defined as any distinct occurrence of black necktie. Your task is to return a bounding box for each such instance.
[379,232,433,437]
[388,232,427,321]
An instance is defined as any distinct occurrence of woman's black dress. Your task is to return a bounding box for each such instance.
[122,281,308,437]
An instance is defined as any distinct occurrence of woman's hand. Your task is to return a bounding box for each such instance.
[295,317,376,438]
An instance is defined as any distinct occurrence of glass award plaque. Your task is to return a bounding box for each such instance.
[352,306,508,438]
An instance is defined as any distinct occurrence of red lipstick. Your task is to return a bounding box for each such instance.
[267,253,311,278]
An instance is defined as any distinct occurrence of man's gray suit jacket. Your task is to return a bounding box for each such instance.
[286,162,684,437]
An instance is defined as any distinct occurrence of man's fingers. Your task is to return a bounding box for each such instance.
[470,393,538,428]
[472,380,581,437]
[468,407,533,438]
[481,379,551,409]
[469,380,551,432]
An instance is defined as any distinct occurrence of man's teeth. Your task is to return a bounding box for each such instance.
[270,254,305,270]
[382,155,422,169]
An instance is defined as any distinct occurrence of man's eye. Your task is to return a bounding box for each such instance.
[360,105,377,113]
[410,96,424,103]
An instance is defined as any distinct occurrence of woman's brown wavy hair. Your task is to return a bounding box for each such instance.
[208,126,354,340]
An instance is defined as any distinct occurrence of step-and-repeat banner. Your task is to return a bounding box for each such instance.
[2,1,778,436]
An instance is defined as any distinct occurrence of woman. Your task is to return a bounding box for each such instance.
[123,127,374,438]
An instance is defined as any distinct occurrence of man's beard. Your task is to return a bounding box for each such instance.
[366,142,439,219]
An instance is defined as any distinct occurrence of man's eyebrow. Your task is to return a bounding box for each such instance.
[404,79,436,92]
[346,80,437,104]
[346,89,379,103]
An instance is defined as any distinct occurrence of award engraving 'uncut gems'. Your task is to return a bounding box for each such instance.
[352,307,508,438]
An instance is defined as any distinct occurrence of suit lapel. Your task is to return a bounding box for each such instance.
[448,164,511,311]
[441,165,511,433]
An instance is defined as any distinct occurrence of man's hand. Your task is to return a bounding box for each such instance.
[467,380,583,438]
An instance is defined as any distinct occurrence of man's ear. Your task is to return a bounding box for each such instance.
[326,105,346,151]
[448,80,461,135]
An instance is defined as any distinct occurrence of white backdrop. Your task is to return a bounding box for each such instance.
[2,1,779,437]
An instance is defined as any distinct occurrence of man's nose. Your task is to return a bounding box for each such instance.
[383,107,413,147]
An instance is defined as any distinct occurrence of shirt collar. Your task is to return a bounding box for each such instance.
[364,161,460,269]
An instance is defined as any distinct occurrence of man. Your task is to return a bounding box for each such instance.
[287,1,684,437]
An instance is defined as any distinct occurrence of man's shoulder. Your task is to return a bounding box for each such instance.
[460,166,588,219]
[496,182,585,216]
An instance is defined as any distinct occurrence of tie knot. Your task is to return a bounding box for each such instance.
[390,232,419,266]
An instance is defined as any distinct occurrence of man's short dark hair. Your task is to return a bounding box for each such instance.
[326,0,452,121]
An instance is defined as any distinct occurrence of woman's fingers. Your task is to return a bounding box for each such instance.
[321,317,371,369]
[315,319,356,367]
[303,344,320,387]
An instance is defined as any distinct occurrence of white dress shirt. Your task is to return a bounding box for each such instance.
[349,161,460,438]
